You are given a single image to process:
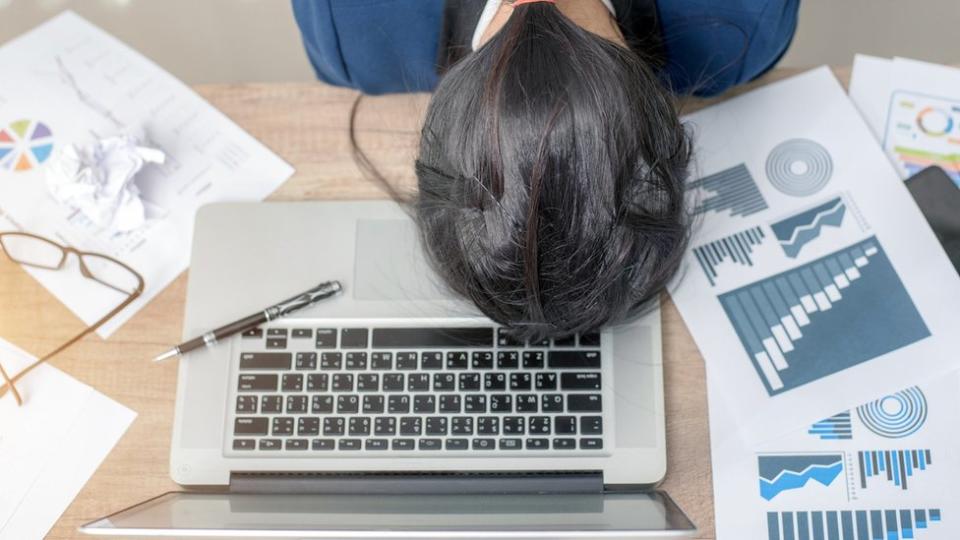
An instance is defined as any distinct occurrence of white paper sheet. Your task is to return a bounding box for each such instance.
[0,338,136,539]
[710,368,960,539]
[670,67,960,448]
[0,12,294,336]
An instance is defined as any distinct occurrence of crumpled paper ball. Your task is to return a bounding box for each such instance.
[45,135,165,232]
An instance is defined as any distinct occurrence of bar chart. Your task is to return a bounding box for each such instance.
[808,411,853,440]
[858,449,931,490]
[693,226,768,286]
[689,163,769,218]
[719,237,930,395]
[767,509,940,540]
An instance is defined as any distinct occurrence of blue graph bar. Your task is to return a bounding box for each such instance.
[808,411,852,440]
[694,226,767,286]
[770,513,782,540]
[857,511,869,540]
[827,511,839,540]
[813,511,825,540]
[690,163,768,218]
[785,512,796,540]
[767,510,942,540]
[719,237,930,396]
[798,512,810,540]
[859,450,931,490]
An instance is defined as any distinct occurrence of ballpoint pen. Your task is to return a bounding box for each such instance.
[153,280,343,362]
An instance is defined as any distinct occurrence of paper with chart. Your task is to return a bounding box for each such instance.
[0,338,136,539]
[850,55,960,186]
[670,67,960,447]
[0,12,294,336]
[709,367,960,540]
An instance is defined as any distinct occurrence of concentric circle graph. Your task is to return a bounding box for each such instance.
[765,139,833,197]
[0,119,55,173]
[856,386,928,439]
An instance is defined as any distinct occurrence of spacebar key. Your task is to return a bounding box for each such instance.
[549,351,601,369]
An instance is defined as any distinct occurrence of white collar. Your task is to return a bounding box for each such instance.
[471,0,617,51]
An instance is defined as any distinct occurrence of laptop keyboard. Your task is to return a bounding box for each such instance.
[228,323,610,456]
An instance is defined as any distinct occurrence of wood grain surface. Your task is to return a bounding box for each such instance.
[0,66,846,539]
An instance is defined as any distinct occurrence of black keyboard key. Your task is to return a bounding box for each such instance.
[516,394,538,412]
[366,438,389,451]
[497,351,519,369]
[439,394,461,413]
[372,327,494,348]
[261,395,283,413]
[307,373,329,392]
[425,417,447,435]
[446,438,469,450]
[541,394,564,412]
[497,328,523,347]
[362,395,385,414]
[339,439,362,450]
[292,328,312,338]
[311,395,334,414]
[471,351,494,369]
[561,372,601,390]
[233,439,255,450]
[419,438,443,450]
[341,328,369,348]
[421,352,443,369]
[535,373,557,390]
[580,416,603,434]
[315,329,337,348]
[371,352,393,370]
[286,439,309,451]
[579,332,601,346]
[555,416,577,434]
[490,394,513,412]
[400,417,422,436]
[464,394,487,413]
[286,395,308,413]
[451,416,473,435]
[259,439,282,450]
[323,417,345,436]
[272,417,294,436]
[526,438,549,449]
[388,395,410,413]
[522,351,544,369]
[295,352,317,370]
[530,337,550,347]
[554,438,576,449]
[266,338,287,349]
[267,328,288,337]
[240,352,291,370]
[392,438,415,450]
[241,328,263,338]
[383,374,405,392]
[234,417,268,436]
[298,417,320,436]
[396,352,418,370]
[484,372,506,391]
[281,374,303,392]
[357,374,379,392]
[374,417,396,436]
[510,373,531,391]
[459,373,481,391]
[503,416,525,435]
[549,350,601,369]
[434,373,456,391]
[337,395,359,414]
[414,395,436,414]
[528,416,551,435]
[472,438,496,450]
[348,417,371,436]
[499,438,522,450]
[568,394,602,412]
[580,438,603,450]
[408,374,430,392]
[236,396,257,413]
[312,438,335,451]
[477,416,499,435]
[321,352,342,370]
[345,352,368,370]
[332,374,354,392]
[446,352,468,369]
[238,374,277,392]
[553,335,576,347]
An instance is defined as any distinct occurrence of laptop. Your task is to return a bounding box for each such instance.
[81,200,696,538]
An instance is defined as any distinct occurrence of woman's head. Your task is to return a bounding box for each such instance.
[414,1,692,341]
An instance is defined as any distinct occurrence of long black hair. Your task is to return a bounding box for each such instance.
[354,2,692,341]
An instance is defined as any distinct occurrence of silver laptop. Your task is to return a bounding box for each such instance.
[81,201,696,538]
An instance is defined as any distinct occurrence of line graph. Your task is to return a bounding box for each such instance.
[771,198,846,258]
[758,454,843,500]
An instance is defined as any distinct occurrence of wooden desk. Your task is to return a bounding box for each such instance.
[0,66,835,539]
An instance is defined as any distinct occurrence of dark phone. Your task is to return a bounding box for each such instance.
[907,166,960,274]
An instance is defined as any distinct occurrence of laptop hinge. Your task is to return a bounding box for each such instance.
[229,471,604,495]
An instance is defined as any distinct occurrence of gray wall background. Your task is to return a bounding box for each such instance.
[0,0,957,84]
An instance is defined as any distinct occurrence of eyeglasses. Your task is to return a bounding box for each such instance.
[0,232,144,406]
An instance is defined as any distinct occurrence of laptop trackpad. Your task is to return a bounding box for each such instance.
[354,219,450,301]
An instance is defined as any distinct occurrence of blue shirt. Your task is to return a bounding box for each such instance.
[292,0,799,97]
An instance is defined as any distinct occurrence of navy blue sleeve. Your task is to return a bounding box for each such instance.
[291,0,444,95]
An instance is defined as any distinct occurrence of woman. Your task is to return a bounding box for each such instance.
[292,0,799,340]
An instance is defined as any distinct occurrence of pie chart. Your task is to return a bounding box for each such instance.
[0,119,55,172]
